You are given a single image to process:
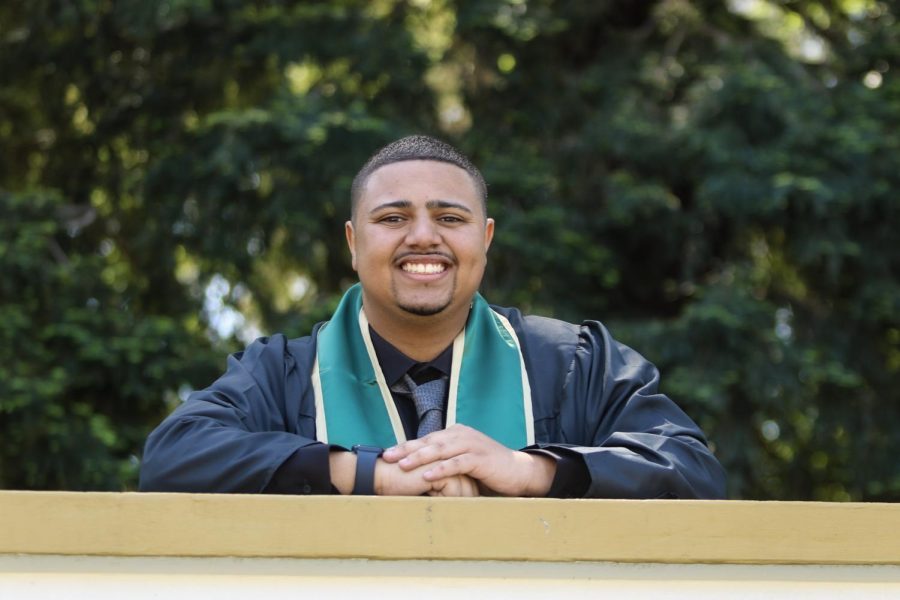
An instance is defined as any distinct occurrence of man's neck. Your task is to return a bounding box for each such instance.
[363,302,469,362]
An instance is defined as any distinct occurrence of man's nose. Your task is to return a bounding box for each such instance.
[404,214,441,247]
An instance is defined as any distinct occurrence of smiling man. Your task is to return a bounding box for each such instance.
[140,135,726,499]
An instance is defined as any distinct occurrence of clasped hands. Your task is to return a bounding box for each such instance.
[373,424,556,497]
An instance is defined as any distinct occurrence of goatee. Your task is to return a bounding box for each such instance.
[398,301,451,316]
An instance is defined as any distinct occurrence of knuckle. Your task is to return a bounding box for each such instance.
[448,456,466,470]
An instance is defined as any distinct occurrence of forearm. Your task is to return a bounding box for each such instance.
[139,414,320,493]
[545,435,726,499]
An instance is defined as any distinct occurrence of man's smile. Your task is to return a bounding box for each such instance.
[402,263,447,274]
[396,254,453,278]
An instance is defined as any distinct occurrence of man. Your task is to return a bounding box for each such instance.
[140,135,726,498]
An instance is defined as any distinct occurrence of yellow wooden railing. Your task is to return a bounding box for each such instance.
[1,491,898,564]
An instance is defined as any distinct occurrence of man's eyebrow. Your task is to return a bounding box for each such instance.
[426,199,473,214]
[368,199,474,215]
[369,200,412,214]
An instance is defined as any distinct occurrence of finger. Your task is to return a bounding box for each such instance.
[385,429,458,469]
[427,474,478,497]
[376,461,433,496]
[382,438,428,463]
[459,475,480,497]
[383,428,459,461]
[398,434,471,471]
[422,454,477,481]
[389,426,483,470]
[427,475,457,497]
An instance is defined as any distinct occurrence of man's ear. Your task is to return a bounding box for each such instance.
[345,220,357,271]
[484,218,495,253]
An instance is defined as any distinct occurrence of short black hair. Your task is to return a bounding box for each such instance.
[350,135,487,220]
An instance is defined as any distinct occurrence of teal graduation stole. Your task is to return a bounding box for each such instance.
[312,284,534,449]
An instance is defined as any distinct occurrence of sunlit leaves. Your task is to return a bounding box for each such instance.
[1,0,898,500]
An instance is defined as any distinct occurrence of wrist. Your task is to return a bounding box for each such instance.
[522,452,556,497]
[373,459,386,495]
[351,445,383,495]
[328,450,356,495]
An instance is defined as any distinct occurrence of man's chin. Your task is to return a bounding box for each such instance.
[397,301,451,317]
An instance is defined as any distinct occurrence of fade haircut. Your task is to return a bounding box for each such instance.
[350,135,488,220]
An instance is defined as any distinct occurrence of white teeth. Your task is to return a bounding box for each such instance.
[402,263,446,274]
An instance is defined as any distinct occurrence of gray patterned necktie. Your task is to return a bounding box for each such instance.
[401,373,447,438]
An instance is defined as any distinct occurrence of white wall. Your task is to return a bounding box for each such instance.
[3,555,900,600]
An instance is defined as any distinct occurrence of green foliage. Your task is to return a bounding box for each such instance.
[0,191,218,488]
[1,0,897,499]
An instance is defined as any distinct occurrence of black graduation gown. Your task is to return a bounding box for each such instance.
[139,306,726,499]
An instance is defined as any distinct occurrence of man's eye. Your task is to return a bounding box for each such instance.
[439,215,464,223]
[379,215,404,223]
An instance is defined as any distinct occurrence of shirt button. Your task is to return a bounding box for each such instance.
[301,483,312,494]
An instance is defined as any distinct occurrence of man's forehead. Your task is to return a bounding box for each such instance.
[366,159,472,185]
[360,159,481,204]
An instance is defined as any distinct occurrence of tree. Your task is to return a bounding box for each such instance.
[455,0,900,500]
[1,0,897,499]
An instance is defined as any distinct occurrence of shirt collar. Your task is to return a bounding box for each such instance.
[369,326,453,386]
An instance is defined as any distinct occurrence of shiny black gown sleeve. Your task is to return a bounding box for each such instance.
[512,312,727,499]
[139,333,328,493]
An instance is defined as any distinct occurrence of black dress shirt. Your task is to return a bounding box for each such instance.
[368,327,453,440]
[265,327,589,497]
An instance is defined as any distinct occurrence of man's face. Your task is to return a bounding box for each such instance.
[346,160,494,323]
